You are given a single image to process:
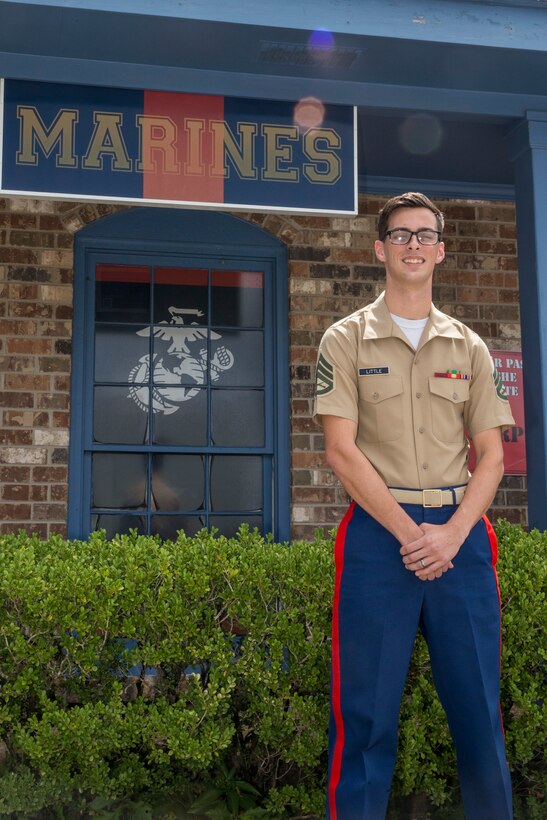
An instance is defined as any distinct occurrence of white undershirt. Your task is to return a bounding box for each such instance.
[390,313,428,350]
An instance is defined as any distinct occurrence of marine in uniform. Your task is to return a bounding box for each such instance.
[314,193,515,820]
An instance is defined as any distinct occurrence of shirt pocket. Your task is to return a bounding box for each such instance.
[358,375,404,443]
[428,377,470,443]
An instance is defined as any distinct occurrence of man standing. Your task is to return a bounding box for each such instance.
[314,192,515,819]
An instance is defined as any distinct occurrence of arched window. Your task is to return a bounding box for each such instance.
[68,208,289,540]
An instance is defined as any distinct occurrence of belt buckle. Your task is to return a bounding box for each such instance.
[423,489,443,508]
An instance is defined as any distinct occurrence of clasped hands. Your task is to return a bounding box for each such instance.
[400,520,467,581]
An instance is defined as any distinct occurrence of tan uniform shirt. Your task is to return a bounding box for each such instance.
[314,291,515,489]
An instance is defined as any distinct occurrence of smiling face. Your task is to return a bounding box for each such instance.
[374,206,445,291]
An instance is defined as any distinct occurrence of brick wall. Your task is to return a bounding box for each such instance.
[0,198,122,536]
[0,195,526,539]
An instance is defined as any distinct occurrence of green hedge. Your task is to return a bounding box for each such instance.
[0,521,544,817]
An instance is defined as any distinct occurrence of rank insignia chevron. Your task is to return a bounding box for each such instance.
[316,353,335,396]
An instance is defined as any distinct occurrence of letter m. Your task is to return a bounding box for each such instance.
[16,106,78,167]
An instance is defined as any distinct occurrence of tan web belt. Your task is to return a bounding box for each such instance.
[388,486,466,507]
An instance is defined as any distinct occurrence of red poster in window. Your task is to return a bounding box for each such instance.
[468,350,526,475]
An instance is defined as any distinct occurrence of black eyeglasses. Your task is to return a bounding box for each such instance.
[384,229,442,246]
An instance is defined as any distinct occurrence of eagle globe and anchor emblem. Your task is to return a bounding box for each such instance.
[127,307,235,414]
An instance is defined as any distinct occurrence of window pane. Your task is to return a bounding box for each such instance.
[95,265,150,324]
[94,386,149,444]
[211,330,263,387]
[151,326,209,388]
[151,454,204,511]
[93,453,147,509]
[211,390,264,446]
[153,268,208,325]
[151,515,205,540]
[211,270,263,327]
[92,514,147,538]
[95,325,150,383]
[153,388,207,445]
[210,456,262,511]
[208,515,263,537]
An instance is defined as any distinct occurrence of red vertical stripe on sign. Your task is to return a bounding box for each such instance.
[328,501,355,820]
[142,91,224,203]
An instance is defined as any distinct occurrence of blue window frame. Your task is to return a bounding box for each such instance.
[69,208,289,541]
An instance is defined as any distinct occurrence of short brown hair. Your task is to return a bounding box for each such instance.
[377,192,444,240]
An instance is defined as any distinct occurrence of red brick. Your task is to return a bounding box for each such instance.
[10,230,56,248]
[328,248,374,264]
[32,503,66,521]
[477,272,506,287]
[0,503,31,521]
[458,288,498,304]
[49,522,68,537]
[291,469,313,486]
[52,411,70,428]
[477,240,517,255]
[312,506,343,524]
[38,356,70,373]
[4,375,51,391]
[50,484,68,501]
[2,484,30,501]
[8,283,38,300]
[7,338,52,354]
[0,466,30,482]
[55,305,73,320]
[4,409,49,426]
[56,234,73,250]
[499,223,517,239]
[442,205,476,219]
[9,302,53,318]
[0,249,39,265]
[53,379,70,396]
[9,214,38,229]
[0,430,33,445]
[36,393,69,409]
[497,256,518,271]
[499,289,519,304]
[0,392,34,407]
[456,222,498,238]
[33,466,67,482]
[290,487,336,504]
[30,484,48,501]
[0,522,47,537]
[437,270,477,286]
[0,319,36,335]
[291,452,327,468]
[475,206,515,222]
[38,215,64,230]
[37,321,71,338]
[443,238,477,254]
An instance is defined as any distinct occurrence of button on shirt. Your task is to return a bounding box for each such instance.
[313,291,515,489]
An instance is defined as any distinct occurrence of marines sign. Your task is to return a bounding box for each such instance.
[0,79,357,214]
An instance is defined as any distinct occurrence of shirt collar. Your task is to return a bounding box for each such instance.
[363,291,465,343]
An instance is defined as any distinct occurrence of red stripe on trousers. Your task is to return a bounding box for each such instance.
[482,514,506,736]
[328,501,356,820]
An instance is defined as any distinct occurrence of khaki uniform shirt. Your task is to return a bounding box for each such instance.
[313,291,515,489]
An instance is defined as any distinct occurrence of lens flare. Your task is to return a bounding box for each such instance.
[308,29,335,49]
[294,97,326,129]
[399,114,443,156]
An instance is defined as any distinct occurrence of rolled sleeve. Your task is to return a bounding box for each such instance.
[313,325,359,426]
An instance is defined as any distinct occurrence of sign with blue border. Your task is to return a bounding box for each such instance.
[0,79,357,215]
